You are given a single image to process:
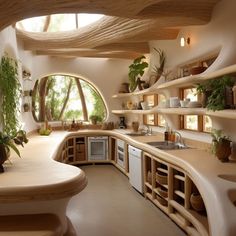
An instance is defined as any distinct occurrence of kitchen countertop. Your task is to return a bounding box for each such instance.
[1,129,236,236]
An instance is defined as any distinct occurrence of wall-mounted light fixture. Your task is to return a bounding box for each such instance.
[180,37,190,47]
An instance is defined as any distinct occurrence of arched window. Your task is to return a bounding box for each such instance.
[32,75,107,122]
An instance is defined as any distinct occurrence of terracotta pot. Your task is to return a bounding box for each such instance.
[0,144,8,173]
[190,193,205,212]
[215,138,231,162]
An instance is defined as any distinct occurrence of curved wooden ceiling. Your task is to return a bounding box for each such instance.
[0,0,220,59]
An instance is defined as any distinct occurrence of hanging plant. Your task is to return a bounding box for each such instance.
[0,54,21,136]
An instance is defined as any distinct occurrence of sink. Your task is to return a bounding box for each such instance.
[146,141,189,150]
[218,174,236,183]
[126,132,147,137]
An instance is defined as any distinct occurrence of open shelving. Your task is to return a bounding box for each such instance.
[112,63,236,98]
[143,152,209,236]
[112,107,236,120]
[60,136,87,164]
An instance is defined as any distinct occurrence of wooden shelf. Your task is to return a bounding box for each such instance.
[112,107,236,120]
[111,109,155,115]
[157,167,168,174]
[174,190,185,199]
[112,82,160,98]
[145,182,152,190]
[112,64,236,97]
[156,107,206,115]
[174,174,185,182]
[153,199,168,214]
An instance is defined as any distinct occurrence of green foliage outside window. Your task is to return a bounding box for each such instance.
[33,75,106,122]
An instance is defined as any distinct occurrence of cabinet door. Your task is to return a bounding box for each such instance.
[76,143,86,161]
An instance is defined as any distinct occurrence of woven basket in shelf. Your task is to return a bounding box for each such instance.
[156,173,168,185]
[156,187,168,198]
[156,194,168,206]
[190,193,205,212]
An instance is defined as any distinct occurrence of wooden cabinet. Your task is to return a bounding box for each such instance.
[60,136,87,164]
[75,137,86,161]
[143,152,209,236]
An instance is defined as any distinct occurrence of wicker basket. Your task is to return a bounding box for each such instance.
[156,194,168,206]
[190,193,205,212]
[156,173,168,185]
[156,187,168,198]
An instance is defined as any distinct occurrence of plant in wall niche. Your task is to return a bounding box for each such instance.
[196,75,234,111]
[128,55,149,92]
[211,129,231,162]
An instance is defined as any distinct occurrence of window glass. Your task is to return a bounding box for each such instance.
[203,115,212,132]
[32,75,107,122]
[183,88,197,101]
[158,115,166,127]
[145,114,155,125]
[184,115,198,130]
[181,87,212,132]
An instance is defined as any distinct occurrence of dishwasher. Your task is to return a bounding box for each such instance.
[128,145,143,193]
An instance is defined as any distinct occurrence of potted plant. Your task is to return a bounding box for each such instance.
[89,115,102,125]
[211,129,232,162]
[196,75,234,110]
[128,55,149,92]
[0,130,28,172]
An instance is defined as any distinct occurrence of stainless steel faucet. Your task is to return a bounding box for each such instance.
[174,131,186,146]
[145,125,152,135]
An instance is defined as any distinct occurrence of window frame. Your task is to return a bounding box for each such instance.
[180,87,211,133]
[143,94,166,127]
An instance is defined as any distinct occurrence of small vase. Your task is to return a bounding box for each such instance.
[190,193,205,212]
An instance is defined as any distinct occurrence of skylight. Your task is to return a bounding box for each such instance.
[16,14,104,32]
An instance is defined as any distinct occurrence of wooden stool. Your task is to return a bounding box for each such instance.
[0,214,63,236]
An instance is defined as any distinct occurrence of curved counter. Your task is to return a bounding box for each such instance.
[0,132,87,235]
[1,129,236,236]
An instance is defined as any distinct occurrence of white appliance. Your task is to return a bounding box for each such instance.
[128,145,143,193]
[117,139,125,168]
[88,136,108,160]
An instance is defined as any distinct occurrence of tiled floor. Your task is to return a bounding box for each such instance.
[67,165,186,236]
